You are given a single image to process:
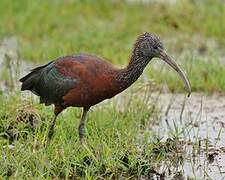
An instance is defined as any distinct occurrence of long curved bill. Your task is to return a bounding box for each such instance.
[158,50,191,97]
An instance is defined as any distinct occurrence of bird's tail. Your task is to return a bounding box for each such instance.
[19,62,52,91]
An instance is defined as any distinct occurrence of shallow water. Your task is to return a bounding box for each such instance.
[152,93,225,179]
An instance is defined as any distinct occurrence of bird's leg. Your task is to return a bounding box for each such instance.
[78,107,90,143]
[47,106,63,143]
[47,115,58,140]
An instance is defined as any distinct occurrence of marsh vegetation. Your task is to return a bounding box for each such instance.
[0,0,225,179]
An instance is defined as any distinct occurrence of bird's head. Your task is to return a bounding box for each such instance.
[135,32,191,96]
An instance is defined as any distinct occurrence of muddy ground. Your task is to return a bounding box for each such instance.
[150,93,225,179]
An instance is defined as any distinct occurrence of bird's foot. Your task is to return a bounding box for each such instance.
[46,124,55,145]
[80,137,84,144]
[47,129,54,140]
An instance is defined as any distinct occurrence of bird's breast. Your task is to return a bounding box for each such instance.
[62,74,120,107]
[54,55,124,107]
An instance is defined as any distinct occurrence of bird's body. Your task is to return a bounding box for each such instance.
[20,32,191,143]
[20,54,145,114]
[55,55,128,108]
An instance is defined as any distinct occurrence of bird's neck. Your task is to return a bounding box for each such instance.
[116,50,150,90]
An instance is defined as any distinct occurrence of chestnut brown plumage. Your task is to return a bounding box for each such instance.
[20,32,191,143]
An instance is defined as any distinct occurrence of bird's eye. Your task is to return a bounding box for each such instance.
[153,46,158,50]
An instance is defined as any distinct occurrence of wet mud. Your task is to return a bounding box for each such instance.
[152,93,225,179]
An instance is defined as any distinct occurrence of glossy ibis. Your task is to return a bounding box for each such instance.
[20,32,191,143]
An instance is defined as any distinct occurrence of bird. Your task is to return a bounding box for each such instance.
[20,32,191,143]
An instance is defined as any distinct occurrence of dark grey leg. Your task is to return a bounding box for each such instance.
[46,106,63,144]
[47,115,58,142]
[78,107,90,143]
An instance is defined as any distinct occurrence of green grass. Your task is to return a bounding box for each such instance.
[147,55,225,94]
[0,90,183,179]
[0,0,225,178]
[0,0,225,92]
[0,0,224,62]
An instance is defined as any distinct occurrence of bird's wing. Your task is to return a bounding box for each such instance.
[34,62,78,106]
